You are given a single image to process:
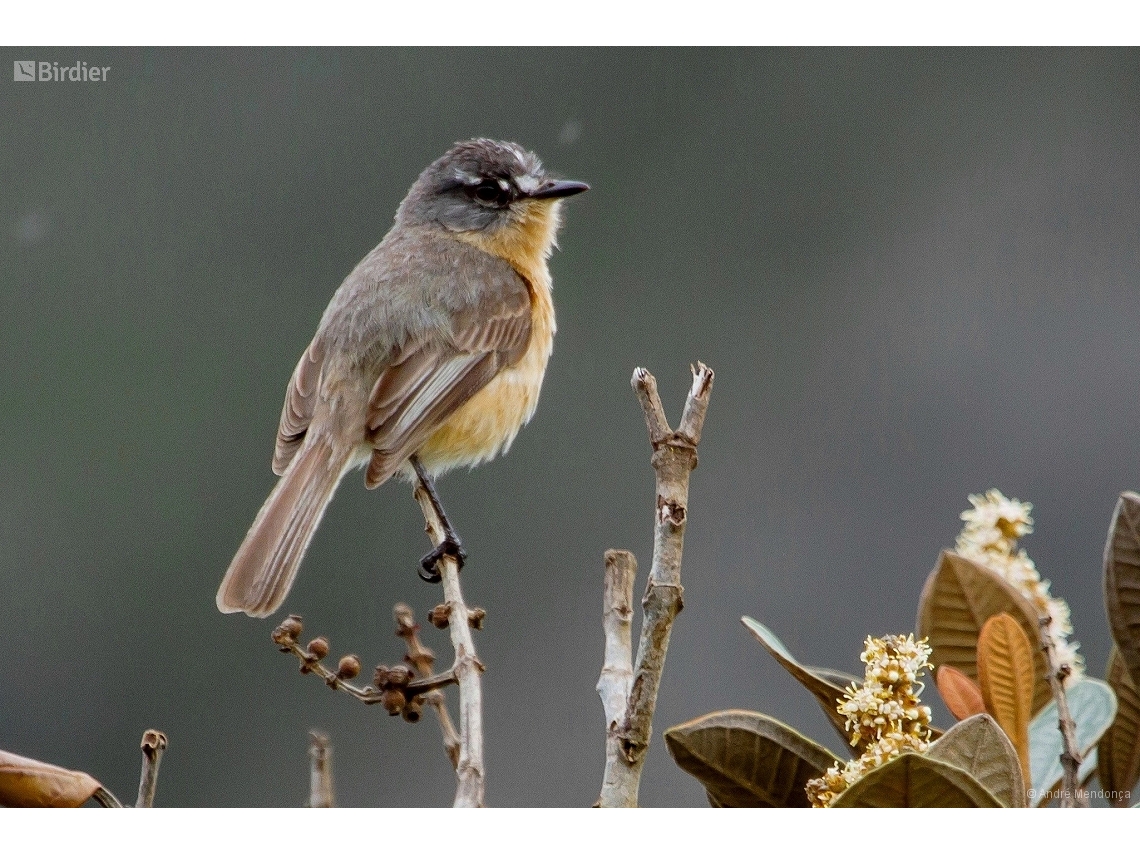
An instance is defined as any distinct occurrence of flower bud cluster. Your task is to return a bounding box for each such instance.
[806,634,934,808]
[955,489,1082,677]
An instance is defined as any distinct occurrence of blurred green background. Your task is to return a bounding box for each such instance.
[2,47,1138,806]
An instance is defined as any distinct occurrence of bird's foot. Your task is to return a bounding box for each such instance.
[418,537,467,584]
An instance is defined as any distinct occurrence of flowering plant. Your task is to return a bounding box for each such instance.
[665,490,1140,808]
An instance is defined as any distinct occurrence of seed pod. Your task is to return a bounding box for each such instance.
[386,665,413,688]
[428,604,452,629]
[270,626,291,646]
[373,665,391,688]
[401,698,425,723]
[336,655,361,681]
[467,608,486,630]
[306,637,330,660]
[381,689,406,716]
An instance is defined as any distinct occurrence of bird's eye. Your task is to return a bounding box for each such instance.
[472,180,508,206]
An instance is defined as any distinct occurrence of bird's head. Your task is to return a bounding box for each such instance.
[397,139,589,267]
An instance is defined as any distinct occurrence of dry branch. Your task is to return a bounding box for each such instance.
[413,482,486,808]
[308,731,334,807]
[135,729,167,808]
[267,474,485,807]
[598,549,637,803]
[271,618,457,707]
[395,603,461,769]
[597,363,714,808]
[1039,615,1088,807]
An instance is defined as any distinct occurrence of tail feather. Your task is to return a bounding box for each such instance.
[217,439,348,618]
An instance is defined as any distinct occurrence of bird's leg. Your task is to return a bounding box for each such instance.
[411,455,467,583]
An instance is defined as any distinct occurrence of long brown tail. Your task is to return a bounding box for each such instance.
[217,439,349,618]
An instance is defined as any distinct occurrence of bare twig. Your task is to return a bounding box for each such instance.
[270,618,458,705]
[135,729,167,808]
[597,363,714,808]
[597,549,637,805]
[1039,615,1088,807]
[308,731,334,808]
[413,483,486,808]
[395,603,461,769]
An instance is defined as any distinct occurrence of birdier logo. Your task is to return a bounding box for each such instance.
[13,60,110,82]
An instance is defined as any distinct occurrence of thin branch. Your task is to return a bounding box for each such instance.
[413,481,486,808]
[395,603,461,769]
[1039,615,1088,807]
[597,363,714,808]
[308,731,334,808]
[135,729,167,808]
[596,549,637,805]
[676,364,715,444]
[270,619,458,706]
[632,368,670,446]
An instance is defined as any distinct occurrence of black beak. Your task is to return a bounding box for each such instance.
[527,179,590,200]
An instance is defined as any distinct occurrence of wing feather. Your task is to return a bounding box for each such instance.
[361,277,533,488]
[273,338,326,475]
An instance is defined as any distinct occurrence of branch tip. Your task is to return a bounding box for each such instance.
[135,729,167,808]
[308,731,334,808]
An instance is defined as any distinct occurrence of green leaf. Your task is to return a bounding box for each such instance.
[664,710,839,808]
[741,617,857,753]
[928,714,1026,807]
[1104,492,1140,690]
[1097,646,1140,806]
[917,551,1052,714]
[830,752,1003,807]
[1029,677,1118,806]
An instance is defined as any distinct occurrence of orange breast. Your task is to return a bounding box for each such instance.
[415,199,561,474]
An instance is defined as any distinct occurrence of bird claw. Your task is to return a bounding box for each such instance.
[418,538,466,584]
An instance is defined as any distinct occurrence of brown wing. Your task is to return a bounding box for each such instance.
[272,337,326,475]
[362,292,532,488]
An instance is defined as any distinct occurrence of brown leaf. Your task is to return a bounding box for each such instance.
[936,665,987,721]
[928,713,1026,807]
[664,710,839,808]
[0,748,104,808]
[976,613,1034,783]
[1104,492,1140,690]
[1098,646,1140,806]
[917,551,1050,714]
[830,752,1003,808]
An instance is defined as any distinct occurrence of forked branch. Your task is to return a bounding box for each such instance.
[271,616,458,716]
[395,602,461,769]
[597,363,714,808]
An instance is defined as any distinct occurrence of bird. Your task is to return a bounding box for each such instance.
[216,138,588,618]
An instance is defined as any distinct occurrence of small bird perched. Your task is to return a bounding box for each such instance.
[217,139,588,618]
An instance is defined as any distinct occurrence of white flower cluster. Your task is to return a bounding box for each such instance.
[806,634,934,808]
[955,489,1083,677]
